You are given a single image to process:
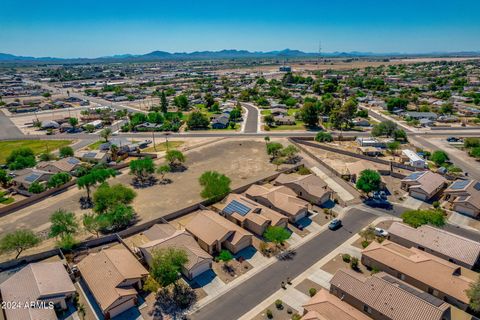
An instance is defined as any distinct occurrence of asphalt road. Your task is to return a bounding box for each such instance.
[190,208,376,320]
[0,111,24,140]
[241,103,259,133]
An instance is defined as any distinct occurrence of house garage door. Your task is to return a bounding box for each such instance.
[410,190,427,201]
[190,261,212,279]
[294,211,307,222]
[108,298,136,318]
[455,205,477,217]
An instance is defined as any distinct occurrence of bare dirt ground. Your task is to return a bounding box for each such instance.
[0,138,279,261]
[217,57,480,74]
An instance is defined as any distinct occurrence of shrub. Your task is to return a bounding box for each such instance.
[266,309,273,319]
[350,257,359,270]
[309,288,317,297]
[291,314,302,320]
[342,254,351,263]
[362,240,371,248]
[432,201,440,209]
[401,209,446,228]
[275,299,283,310]
[297,166,311,175]
[315,132,333,142]
[287,308,293,314]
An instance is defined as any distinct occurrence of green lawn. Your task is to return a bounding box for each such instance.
[261,110,271,116]
[269,121,306,131]
[0,140,72,164]
[87,140,103,150]
[143,141,184,152]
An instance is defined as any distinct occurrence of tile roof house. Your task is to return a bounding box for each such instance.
[444,179,480,218]
[329,269,451,320]
[274,173,332,206]
[77,247,148,318]
[74,150,110,163]
[400,171,447,201]
[361,240,475,310]
[220,193,288,236]
[11,168,54,190]
[185,210,253,255]
[138,224,212,280]
[387,222,480,269]
[245,184,309,223]
[301,288,371,320]
[36,157,82,174]
[0,261,76,320]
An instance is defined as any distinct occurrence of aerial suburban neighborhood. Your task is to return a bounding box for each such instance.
[1,1,480,320]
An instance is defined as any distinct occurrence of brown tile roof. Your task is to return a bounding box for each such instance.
[275,173,330,199]
[222,194,287,228]
[402,171,446,195]
[37,157,81,173]
[139,229,212,271]
[0,261,76,320]
[77,247,148,312]
[362,240,474,303]
[245,184,308,217]
[143,223,177,241]
[302,288,371,320]
[387,222,480,267]
[330,269,450,320]
[185,210,252,246]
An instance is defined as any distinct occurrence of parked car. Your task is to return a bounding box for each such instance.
[328,219,342,230]
[374,227,388,237]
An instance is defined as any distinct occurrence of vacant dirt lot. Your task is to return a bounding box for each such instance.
[0,138,278,261]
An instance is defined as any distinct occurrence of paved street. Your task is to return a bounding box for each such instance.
[241,103,259,133]
[190,208,375,320]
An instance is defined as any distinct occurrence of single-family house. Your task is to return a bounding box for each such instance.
[274,115,296,125]
[400,171,447,201]
[185,210,253,255]
[0,261,76,320]
[36,157,82,174]
[404,111,438,121]
[387,222,480,269]
[270,108,287,116]
[245,184,309,223]
[401,149,426,168]
[274,173,332,206]
[220,193,288,236]
[77,247,148,319]
[11,168,54,190]
[352,117,371,127]
[138,224,212,280]
[329,269,451,320]
[443,179,480,218]
[74,150,110,163]
[361,240,475,310]
[301,288,372,320]
[211,114,230,129]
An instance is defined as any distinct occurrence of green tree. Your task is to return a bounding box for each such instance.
[355,169,382,196]
[315,132,333,142]
[299,102,319,127]
[431,150,449,166]
[204,92,215,109]
[263,226,291,246]
[6,147,36,170]
[470,147,480,159]
[0,169,12,187]
[100,128,112,142]
[0,229,41,259]
[82,213,101,237]
[69,117,79,129]
[387,141,400,158]
[467,277,480,312]
[157,164,171,182]
[150,248,188,287]
[28,182,45,194]
[160,90,168,113]
[59,146,73,158]
[129,157,155,184]
[371,120,397,137]
[281,145,299,163]
[187,111,209,129]
[386,97,408,112]
[264,114,275,127]
[97,204,135,231]
[49,209,79,239]
[401,209,446,228]
[266,142,283,159]
[218,249,234,262]
[83,124,95,133]
[47,172,72,188]
[76,168,116,202]
[393,129,408,142]
[39,152,55,161]
[165,149,186,168]
[173,94,189,110]
[199,171,231,200]
[93,183,136,214]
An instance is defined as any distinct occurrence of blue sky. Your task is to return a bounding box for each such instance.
[1,0,479,58]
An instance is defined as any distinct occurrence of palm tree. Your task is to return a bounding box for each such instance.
[110,144,119,161]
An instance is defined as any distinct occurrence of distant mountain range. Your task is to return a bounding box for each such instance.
[1,49,480,64]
